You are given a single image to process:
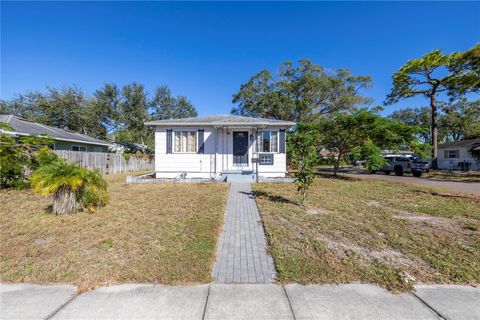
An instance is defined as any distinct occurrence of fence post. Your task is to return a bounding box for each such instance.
[106,154,111,175]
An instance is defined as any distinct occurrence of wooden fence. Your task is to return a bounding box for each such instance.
[54,150,154,174]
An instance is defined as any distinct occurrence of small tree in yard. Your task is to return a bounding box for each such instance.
[289,124,320,205]
[31,160,108,215]
[318,111,421,175]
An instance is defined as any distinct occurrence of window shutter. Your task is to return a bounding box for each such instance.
[198,129,204,154]
[279,129,286,153]
[444,150,448,159]
[166,129,172,154]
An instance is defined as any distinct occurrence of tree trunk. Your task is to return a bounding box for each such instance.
[430,93,438,169]
[53,186,77,215]
[333,153,342,176]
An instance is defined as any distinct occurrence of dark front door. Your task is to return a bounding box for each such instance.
[233,131,249,166]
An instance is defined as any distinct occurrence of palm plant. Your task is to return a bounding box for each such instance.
[31,160,107,215]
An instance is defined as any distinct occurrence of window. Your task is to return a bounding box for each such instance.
[259,154,274,165]
[72,145,87,152]
[445,150,460,159]
[174,131,197,153]
[257,131,278,153]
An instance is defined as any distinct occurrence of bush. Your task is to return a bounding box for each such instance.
[361,140,386,172]
[31,159,108,215]
[0,123,55,189]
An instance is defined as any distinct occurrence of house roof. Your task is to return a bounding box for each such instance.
[438,138,480,149]
[145,114,295,127]
[0,114,112,146]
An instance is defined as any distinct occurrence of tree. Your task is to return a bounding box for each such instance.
[317,111,420,175]
[388,107,431,143]
[31,160,107,215]
[386,44,480,167]
[116,83,152,146]
[439,98,480,141]
[357,139,386,173]
[150,85,198,120]
[289,123,320,205]
[232,59,372,121]
[89,84,122,139]
[0,121,55,189]
[1,86,108,139]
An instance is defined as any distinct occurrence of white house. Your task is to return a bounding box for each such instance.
[437,139,480,171]
[145,114,295,180]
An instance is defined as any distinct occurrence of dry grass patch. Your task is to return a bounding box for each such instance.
[0,173,228,291]
[253,178,480,291]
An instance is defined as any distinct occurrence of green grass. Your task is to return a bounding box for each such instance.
[0,173,228,291]
[253,177,480,291]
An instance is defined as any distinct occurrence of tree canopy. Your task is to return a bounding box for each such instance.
[310,110,423,175]
[1,83,198,148]
[385,44,480,165]
[232,59,372,122]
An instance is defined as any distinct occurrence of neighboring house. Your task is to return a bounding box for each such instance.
[0,115,112,152]
[145,114,295,179]
[437,139,480,171]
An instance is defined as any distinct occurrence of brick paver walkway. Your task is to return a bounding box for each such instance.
[212,183,276,283]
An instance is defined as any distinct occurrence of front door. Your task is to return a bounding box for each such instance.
[233,131,249,166]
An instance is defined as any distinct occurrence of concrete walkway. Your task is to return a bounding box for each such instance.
[1,283,479,319]
[211,183,276,283]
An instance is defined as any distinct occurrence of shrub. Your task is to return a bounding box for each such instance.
[31,159,108,215]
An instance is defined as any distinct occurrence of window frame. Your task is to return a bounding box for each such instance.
[173,130,198,154]
[447,150,460,159]
[72,145,87,152]
[257,130,279,154]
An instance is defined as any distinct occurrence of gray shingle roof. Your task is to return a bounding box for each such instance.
[144,114,295,126]
[438,139,480,149]
[0,115,112,146]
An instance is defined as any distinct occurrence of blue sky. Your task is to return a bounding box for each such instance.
[1,1,479,116]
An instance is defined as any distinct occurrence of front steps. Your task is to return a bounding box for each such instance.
[221,170,256,183]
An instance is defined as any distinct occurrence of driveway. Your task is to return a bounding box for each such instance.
[332,168,480,195]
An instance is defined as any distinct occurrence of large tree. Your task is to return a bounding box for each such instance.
[1,86,107,138]
[385,44,480,167]
[232,59,372,121]
[388,107,431,143]
[439,98,480,141]
[150,85,198,120]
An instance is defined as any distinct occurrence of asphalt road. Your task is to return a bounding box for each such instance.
[335,168,480,196]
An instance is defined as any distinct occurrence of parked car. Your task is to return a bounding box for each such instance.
[381,156,425,177]
[411,157,430,173]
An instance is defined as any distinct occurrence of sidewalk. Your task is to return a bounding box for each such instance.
[1,283,479,320]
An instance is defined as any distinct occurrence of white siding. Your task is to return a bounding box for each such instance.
[437,146,480,170]
[154,125,288,178]
[155,126,216,178]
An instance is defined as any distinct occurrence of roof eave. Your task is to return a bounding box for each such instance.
[145,121,295,127]
[1,130,112,146]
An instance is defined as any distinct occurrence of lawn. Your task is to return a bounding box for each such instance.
[253,177,480,291]
[0,173,228,291]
